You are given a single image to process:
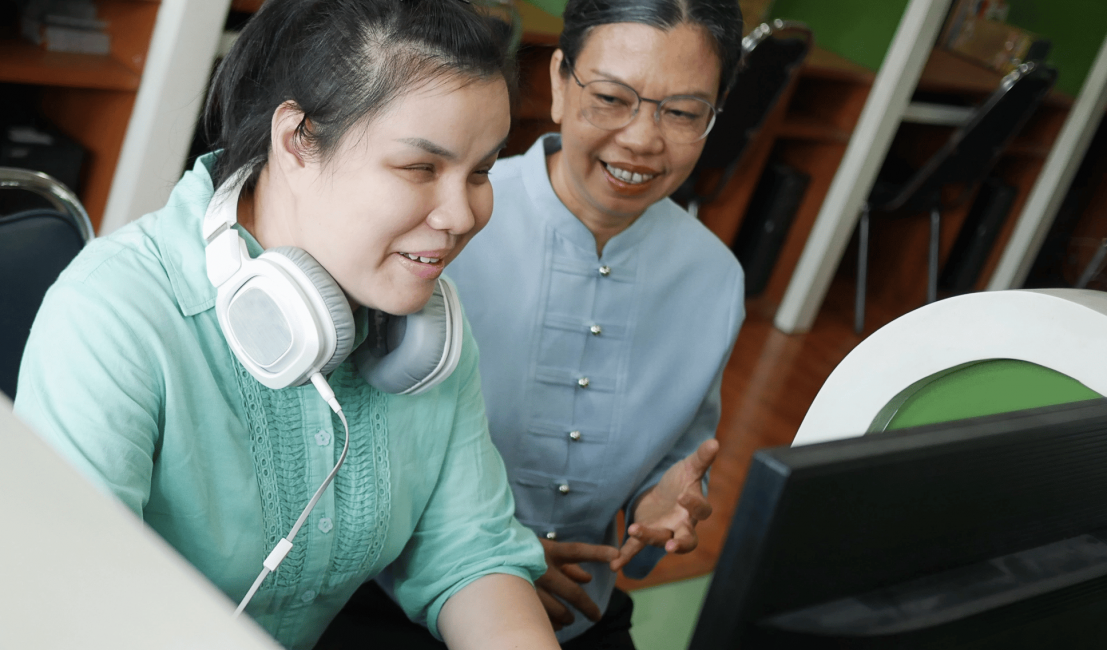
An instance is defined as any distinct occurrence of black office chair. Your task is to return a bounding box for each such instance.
[855,60,1058,333]
[0,167,94,399]
[672,20,812,218]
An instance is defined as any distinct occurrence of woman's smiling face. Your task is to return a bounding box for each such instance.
[548,22,722,238]
[259,75,511,315]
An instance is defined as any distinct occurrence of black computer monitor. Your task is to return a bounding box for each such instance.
[690,398,1107,649]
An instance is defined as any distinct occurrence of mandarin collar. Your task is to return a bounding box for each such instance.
[518,134,664,261]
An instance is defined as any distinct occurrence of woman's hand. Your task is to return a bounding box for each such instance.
[610,438,719,572]
[535,538,620,629]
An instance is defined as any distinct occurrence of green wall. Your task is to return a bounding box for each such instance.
[767,0,1105,96]
[1005,0,1107,97]
[769,0,910,71]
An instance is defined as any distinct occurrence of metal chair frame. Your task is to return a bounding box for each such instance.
[0,167,94,241]
[677,20,813,218]
[855,61,1058,333]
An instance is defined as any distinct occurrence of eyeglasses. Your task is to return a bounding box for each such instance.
[566,61,718,144]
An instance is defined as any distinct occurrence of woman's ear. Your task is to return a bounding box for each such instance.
[270,101,311,176]
[549,49,567,125]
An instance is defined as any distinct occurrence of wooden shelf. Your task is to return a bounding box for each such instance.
[778,115,852,143]
[230,0,264,12]
[801,46,875,84]
[0,38,141,91]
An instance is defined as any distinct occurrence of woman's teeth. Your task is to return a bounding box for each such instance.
[401,253,440,264]
[605,163,656,185]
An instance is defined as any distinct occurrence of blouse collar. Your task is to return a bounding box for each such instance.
[519,134,662,261]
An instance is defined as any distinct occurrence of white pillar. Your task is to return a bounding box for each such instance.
[773,0,953,334]
[99,0,231,235]
[987,34,1107,291]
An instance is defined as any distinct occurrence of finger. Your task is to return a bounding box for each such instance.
[629,523,675,549]
[665,524,699,554]
[610,535,646,572]
[536,588,573,629]
[561,563,596,584]
[678,491,713,522]
[543,567,604,621]
[548,541,621,564]
[686,438,720,478]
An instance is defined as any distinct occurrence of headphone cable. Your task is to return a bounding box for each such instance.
[233,372,348,618]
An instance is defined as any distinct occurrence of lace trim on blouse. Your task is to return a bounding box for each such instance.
[232,358,391,599]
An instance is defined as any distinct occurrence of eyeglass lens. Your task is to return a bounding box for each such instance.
[579,80,715,143]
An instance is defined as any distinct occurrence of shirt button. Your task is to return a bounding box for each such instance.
[598,265,611,276]
[314,430,331,446]
[300,590,317,603]
[318,517,333,534]
[558,483,570,495]
[589,324,602,336]
[569,430,582,442]
[545,531,558,540]
[577,377,590,388]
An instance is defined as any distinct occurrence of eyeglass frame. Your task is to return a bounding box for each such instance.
[563,59,721,144]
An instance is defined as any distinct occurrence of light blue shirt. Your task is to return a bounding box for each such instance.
[448,135,745,641]
[14,154,545,650]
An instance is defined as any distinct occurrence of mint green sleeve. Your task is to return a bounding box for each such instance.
[390,320,546,640]
[13,250,167,517]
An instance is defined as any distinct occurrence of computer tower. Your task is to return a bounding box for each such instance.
[732,162,810,296]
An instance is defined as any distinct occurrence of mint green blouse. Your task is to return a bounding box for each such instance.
[13,155,545,650]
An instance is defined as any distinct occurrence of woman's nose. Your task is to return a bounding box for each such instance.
[614,103,666,154]
[426,188,476,235]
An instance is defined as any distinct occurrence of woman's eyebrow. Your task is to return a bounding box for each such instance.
[398,137,457,161]
[483,136,510,162]
[592,67,715,101]
[399,136,510,163]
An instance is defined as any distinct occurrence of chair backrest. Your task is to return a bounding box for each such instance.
[884,61,1058,214]
[0,167,93,399]
[672,20,812,207]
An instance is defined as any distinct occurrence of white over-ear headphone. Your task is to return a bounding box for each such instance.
[202,172,463,394]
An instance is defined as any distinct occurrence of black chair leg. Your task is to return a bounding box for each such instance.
[928,207,940,304]
[855,205,870,335]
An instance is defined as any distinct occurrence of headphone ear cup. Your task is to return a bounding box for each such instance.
[266,246,356,376]
[354,277,463,395]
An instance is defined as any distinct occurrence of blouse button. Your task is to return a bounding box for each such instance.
[545,531,558,540]
[318,517,334,534]
[569,430,582,442]
[558,483,571,495]
[314,430,331,446]
[577,377,590,388]
[598,265,611,276]
[300,590,317,603]
[589,324,602,336]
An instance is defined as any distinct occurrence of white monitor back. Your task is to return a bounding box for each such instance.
[0,394,281,650]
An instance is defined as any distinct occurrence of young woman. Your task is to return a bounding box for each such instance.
[12,1,559,648]
[325,0,746,647]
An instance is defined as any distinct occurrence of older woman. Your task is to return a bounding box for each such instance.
[13,0,560,648]
[323,0,746,648]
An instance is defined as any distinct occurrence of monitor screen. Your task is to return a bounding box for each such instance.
[691,398,1107,649]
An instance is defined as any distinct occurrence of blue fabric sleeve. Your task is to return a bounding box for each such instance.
[390,319,547,639]
[621,267,745,580]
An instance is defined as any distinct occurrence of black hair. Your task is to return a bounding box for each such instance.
[204,0,518,191]
[558,0,743,101]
